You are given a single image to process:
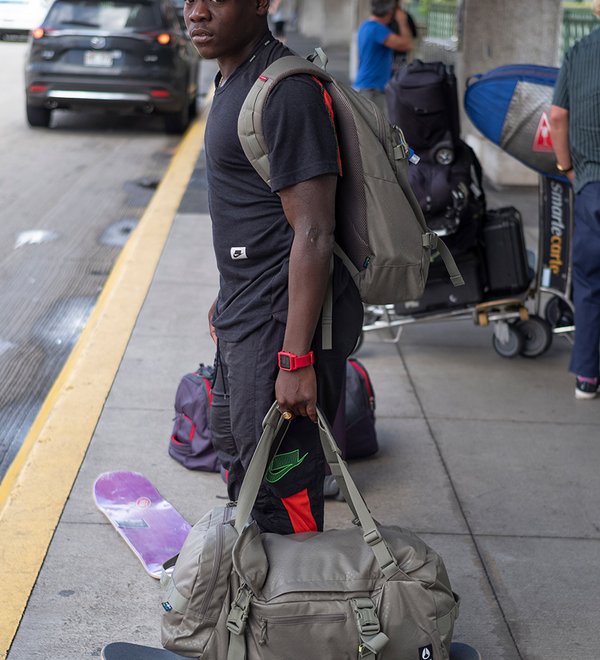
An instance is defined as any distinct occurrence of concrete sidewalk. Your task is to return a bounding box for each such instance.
[6,32,600,660]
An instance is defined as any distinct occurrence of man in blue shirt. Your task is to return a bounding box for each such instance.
[354,0,413,114]
[550,0,600,399]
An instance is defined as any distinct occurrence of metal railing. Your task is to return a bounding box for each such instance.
[561,5,600,59]
[422,1,600,61]
[426,2,456,39]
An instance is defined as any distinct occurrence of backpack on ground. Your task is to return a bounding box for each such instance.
[237,49,463,324]
[385,59,461,166]
[168,364,221,473]
[344,358,378,460]
[161,403,460,660]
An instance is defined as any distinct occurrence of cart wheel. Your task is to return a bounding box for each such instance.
[545,296,574,328]
[492,323,523,358]
[515,315,553,357]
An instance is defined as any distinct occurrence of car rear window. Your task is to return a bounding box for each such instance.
[44,0,163,30]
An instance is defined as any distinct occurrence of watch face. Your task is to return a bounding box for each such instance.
[279,354,291,370]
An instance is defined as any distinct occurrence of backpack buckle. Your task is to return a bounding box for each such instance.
[352,598,380,635]
[226,584,252,635]
[423,232,439,250]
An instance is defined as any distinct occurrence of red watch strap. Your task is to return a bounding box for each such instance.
[278,350,314,371]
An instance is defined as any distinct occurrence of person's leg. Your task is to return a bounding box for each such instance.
[568,182,600,381]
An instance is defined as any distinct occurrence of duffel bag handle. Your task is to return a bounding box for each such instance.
[234,403,400,579]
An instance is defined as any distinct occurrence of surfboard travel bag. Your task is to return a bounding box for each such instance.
[464,64,570,181]
[160,404,460,660]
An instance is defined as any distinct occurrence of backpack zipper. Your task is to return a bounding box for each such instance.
[258,613,346,644]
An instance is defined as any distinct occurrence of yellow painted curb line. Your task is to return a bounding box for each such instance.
[0,110,209,659]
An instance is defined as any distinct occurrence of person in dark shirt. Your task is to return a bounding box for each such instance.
[550,0,600,400]
[184,0,363,533]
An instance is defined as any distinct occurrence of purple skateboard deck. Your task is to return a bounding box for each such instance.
[102,642,482,660]
[94,471,191,579]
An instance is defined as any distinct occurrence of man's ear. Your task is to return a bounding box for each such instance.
[256,0,270,17]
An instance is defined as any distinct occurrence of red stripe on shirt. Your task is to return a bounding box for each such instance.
[281,488,318,533]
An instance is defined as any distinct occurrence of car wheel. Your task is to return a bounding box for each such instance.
[27,104,52,127]
[164,97,190,135]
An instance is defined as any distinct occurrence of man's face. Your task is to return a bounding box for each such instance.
[184,0,267,61]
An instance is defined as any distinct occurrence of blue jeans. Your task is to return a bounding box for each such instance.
[569,182,600,379]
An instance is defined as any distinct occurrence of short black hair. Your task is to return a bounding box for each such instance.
[371,0,396,17]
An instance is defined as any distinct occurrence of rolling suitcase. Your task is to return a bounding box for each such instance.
[483,207,531,295]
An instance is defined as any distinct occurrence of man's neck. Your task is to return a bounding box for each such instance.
[370,14,390,25]
[216,31,270,81]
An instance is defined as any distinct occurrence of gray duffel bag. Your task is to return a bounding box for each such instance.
[161,403,460,660]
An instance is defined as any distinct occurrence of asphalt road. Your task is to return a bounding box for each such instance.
[0,41,182,481]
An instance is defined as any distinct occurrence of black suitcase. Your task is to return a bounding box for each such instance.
[483,207,531,295]
[395,250,484,315]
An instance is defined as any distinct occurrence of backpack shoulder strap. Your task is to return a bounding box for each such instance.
[237,54,333,188]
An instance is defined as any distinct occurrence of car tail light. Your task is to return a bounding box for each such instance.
[150,89,171,98]
[32,28,44,39]
[29,85,48,92]
[157,33,170,44]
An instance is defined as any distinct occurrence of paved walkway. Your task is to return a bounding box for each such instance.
[2,32,600,660]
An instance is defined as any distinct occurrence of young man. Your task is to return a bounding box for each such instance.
[184,0,363,533]
[353,0,413,115]
[550,0,600,400]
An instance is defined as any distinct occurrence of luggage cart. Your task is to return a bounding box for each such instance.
[359,175,575,358]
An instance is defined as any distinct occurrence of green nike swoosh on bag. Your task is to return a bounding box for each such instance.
[265,449,309,483]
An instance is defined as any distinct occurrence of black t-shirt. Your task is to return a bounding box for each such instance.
[205,34,343,342]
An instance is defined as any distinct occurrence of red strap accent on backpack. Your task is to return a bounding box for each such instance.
[311,76,343,176]
[348,359,374,409]
[281,488,317,533]
[203,378,213,407]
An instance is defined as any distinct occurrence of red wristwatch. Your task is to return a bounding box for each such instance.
[278,350,314,371]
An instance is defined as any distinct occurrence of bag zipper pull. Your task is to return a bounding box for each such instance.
[259,619,267,645]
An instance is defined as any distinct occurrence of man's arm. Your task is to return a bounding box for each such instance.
[276,173,337,423]
[382,10,413,52]
[550,104,575,184]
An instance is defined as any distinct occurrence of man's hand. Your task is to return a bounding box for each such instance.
[208,297,218,345]
[275,366,317,423]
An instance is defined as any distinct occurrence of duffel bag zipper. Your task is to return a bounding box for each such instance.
[198,508,231,616]
[258,613,346,645]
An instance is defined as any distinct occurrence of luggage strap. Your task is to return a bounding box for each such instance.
[422,232,464,286]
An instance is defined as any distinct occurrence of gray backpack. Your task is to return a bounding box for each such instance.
[161,404,460,660]
[237,49,463,329]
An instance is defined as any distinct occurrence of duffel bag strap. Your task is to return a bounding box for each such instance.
[234,402,400,579]
[226,584,252,660]
[317,411,399,579]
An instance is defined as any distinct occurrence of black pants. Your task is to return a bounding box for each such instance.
[210,276,363,534]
